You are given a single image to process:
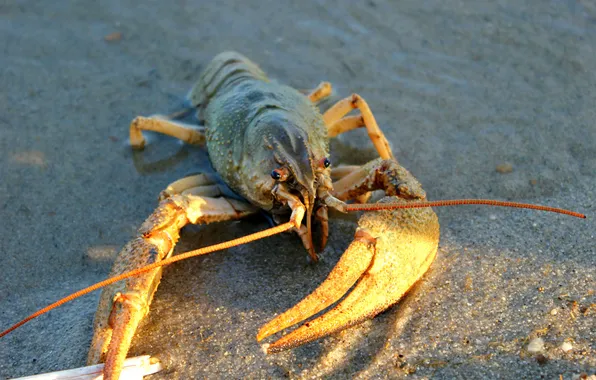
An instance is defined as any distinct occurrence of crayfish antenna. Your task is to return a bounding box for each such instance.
[0,222,295,338]
[345,199,586,219]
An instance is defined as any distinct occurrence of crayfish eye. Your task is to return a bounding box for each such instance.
[271,167,289,181]
[317,157,331,169]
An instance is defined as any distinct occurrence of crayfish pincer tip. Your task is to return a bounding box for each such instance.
[256,330,267,342]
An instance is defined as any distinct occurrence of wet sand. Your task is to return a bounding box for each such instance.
[0,1,594,378]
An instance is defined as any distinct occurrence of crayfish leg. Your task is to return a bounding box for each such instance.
[332,157,426,202]
[307,81,333,103]
[129,115,206,150]
[323,93,394,160]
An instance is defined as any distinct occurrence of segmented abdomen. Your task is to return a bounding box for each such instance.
[187,51,269,119]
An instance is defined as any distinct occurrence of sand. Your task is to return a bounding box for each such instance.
[0,1,594,379]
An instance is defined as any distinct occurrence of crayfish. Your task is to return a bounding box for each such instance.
[1,52,584,379]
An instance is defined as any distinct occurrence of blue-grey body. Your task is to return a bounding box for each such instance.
[187,52,329,215]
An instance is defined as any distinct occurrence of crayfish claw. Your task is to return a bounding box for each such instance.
[257,230,376,342]
[260,196,439,354]
[87,237,169,380]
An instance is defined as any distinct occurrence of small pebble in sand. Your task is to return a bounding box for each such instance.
[550,308,558,316]
[496,163,513,173]
[560,341,573,352]
[535,354,548,365]
[527,337,544,353]
[104,31,122,41]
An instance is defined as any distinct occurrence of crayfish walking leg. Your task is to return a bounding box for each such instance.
[324,93,395,161]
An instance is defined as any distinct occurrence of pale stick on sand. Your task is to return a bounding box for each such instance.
[11,355,162,380]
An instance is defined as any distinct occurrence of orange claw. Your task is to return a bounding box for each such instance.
[257,196,440,353]
[87,236,174,380]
